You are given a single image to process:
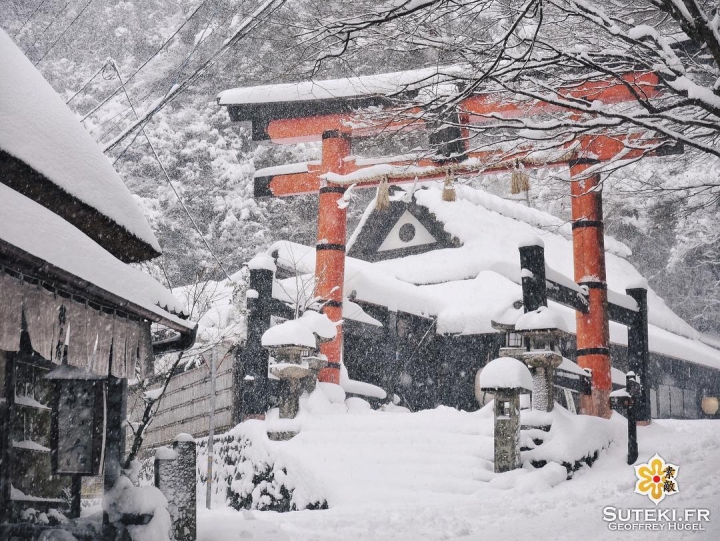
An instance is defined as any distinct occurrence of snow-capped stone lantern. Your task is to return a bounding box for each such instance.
[513,306,571,413]
[479,357,533,473]
[261,310,336,423]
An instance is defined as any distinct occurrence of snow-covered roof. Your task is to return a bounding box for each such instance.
[374,185,694,338]
[0,30,160,257]
[0,183,190,327]
[268,182,720,371]
[218,66,459,106]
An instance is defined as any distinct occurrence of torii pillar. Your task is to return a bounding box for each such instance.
[315,130,352,384]
[569,138,612,418]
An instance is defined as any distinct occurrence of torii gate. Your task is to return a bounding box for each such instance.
[219,69,681,418]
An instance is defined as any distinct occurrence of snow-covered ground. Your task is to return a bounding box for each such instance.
[196,400,720,541]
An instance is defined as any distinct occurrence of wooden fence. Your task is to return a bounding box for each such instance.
[127,344,236,449]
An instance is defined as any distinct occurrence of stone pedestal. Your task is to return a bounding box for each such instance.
[270,362,312,419]
[154,434,196,541]
[522,350,562,412]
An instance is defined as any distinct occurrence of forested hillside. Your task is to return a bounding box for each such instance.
[2,0,718,335]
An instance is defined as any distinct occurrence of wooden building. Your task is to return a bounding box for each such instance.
[0,30,196,533]
[140,181,720,444]
[256,183,720,419]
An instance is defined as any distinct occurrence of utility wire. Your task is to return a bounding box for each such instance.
[79,0,214,122]
[13,0,49,39]
[66,60,108,104]
[110,0,219,164]
[35,0,96,65]
[104,0,286,153]
[109,60,233,283]
[34,0,71,44]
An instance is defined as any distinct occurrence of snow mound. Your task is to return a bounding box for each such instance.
[479,357,533,391]
[298,310,337,341]
[262,320,316,349]
[247,253,276,272]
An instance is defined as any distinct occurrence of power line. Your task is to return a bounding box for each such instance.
[79,0,214,122]
[110,0,220,164]
[13,0,49,39]
[65,60,108,104]
[109,60,233,283]
[35,0,95,65]
[30,0,72,53]
[104,0,286,153]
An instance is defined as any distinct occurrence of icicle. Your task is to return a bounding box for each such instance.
[511,160,530,195]
[375,175,390,210]
[442,167,456,202]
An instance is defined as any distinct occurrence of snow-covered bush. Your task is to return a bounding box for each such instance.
[197,427,327,512]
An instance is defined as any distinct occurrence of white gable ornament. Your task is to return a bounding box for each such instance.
[378,210,437,252]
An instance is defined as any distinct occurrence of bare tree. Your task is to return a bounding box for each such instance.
[305,1,720,169]
[124,265,246,468]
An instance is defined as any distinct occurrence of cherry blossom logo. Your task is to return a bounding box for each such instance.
[634,454,679,505]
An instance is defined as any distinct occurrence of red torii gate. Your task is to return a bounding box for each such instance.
[219,70,680,418]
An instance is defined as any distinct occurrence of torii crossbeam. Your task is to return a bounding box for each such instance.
[219,68,682,419]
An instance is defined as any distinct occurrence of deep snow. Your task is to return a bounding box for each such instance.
[197,412,720,541]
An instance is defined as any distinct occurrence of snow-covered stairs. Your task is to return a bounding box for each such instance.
[274,405,497,506]
[199,392,623,511]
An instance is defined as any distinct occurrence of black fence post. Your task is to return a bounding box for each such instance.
[235,261,275,422]
[626,286,650,423]
[519,242,547,313]
[626,372,640,464]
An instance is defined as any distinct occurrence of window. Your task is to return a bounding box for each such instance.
[506,332,523,348]
[670,386,684,417]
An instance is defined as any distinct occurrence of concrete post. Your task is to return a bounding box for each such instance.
[154,434,197,541]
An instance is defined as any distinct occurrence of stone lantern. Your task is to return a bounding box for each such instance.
[479,357,533,473]
[261,310,336,426]
[512,306,571,413]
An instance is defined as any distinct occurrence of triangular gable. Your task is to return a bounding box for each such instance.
[347,188,458,262]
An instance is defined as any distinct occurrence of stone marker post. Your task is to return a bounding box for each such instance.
[479,357,533,473]
[155,433,197,541]
[492,389,523,472]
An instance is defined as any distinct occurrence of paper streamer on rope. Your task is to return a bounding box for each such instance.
[375,176,390,210]
[95,310,114,377]
[85,306,101,374]
[138,323,153,380]
[0,272,23,352]
[66,298,90,369]
[125,321,141,380]
[442,168,457,202]
[23,284,59,361]
[110,314,129,379]
[2,270,154,379]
